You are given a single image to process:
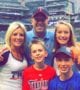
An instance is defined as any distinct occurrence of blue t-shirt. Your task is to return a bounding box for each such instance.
[26,29,54,66]
[49,72,80,90]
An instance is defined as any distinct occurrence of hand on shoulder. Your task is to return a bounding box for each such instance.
[71,42,80,64]
[0,44,9,62]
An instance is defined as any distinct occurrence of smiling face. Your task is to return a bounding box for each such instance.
[30,43,48,64]
[10,28,25,48]
[56,24,70,45]
[31,14,48,36]
[56,54,73,75]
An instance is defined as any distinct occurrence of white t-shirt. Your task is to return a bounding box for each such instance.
[0,53,27,90]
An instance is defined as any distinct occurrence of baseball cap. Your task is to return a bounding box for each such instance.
[54,46,72,58]
[32,7,49,20]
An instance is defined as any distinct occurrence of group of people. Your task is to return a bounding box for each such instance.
[0,7,80,90]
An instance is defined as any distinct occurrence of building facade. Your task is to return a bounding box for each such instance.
[0,0,31,45]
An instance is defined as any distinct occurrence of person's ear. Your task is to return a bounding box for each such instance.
[45,17,49,25]
[45,51,48,58]
[31,18,35,26]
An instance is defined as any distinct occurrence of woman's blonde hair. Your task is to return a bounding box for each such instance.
[54,20,76,50]
[5,21,27,49]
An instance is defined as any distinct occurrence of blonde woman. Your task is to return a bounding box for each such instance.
[0,21,28,90]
